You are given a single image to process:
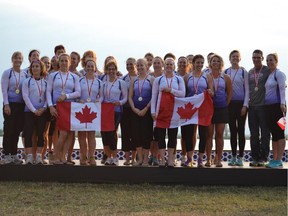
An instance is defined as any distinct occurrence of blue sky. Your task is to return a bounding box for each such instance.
[0,0,287,129]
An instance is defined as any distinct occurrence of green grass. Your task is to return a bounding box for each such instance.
[0,182,286,216]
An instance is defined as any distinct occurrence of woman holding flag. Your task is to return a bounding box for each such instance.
[101,59,127,166]
[78,60,103,165]
[182,54,214,167]
[151,58,185,167]
[47,53,81,165]
[264,53,286,168]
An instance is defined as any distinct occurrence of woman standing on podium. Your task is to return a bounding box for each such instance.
[22,60,48,164]
[78,60,103,166]
[182,54,214,167]
[151,58,186,167]
[129,58,154,166]
[205,54,232,167]
[1,51,27,164]
[101,59,127,166]
[46,53,81,164]
[224,50,249,167]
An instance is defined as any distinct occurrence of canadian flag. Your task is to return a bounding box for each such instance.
[277,116,286,130]
[56,102,115,131]
[155,91,213,128]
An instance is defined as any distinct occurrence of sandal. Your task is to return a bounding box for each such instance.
[67,160,75,165]
[51,159,63,165]
[123,160,130,166]
[205,161,211,167]
[89,157,97,166]
[216,162,223,168]
[61,159,74,165]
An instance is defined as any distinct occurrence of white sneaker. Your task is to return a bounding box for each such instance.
[3,155,13,164]
[35,154,43,165]
[111,158,119,166]
[25,154,34,165]
[12,155,23,164]
[104,158,112,165]
[181,155,186,166]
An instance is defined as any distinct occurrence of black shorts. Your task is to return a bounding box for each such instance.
[266,103,285,141]
[212,107,229,124]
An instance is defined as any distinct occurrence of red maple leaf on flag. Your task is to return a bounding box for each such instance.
[177,102,198,120]
[75,105,97,128]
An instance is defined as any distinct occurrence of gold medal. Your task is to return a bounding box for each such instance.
[15,89,20,94]
[254,87,258,91]
[87,98,91,102]
[138,97,143,101]
[61,91,65,95]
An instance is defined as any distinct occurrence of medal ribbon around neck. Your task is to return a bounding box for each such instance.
[213,73,221,92]
[59,72,70,94]
[138,75,148,98]
[86,76,95,101]
[165,75,174,89]
[192,72,202,95]
[106,78,117,100]
[13,70,20,92]
[253,65,263,89]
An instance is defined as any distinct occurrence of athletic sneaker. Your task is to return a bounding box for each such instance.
[148,156,153,166]
[197,158,204,168]
[181,156,186,166]
[266,160,283,168]
[25,154,34,165]
[35,153,44,165]
[257,160,266,167]
[104,158,112,165]
[111,158,119,166]
[3,155,13,164]
[249,160,258,167]
[228,156,237,166]
[183,157,192,167]
[236,157,244,166]
[12,155,23,165]
[152,157,159,166]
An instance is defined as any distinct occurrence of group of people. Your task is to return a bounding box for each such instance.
[0,45,286,169]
